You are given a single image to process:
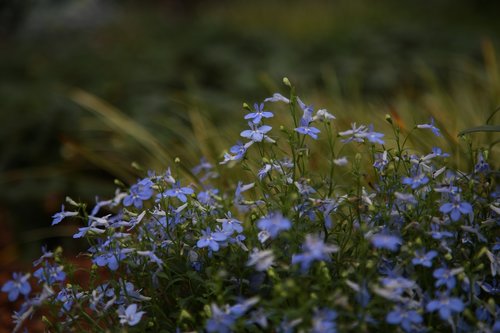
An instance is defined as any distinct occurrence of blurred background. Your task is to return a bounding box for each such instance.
[1,0,499,273]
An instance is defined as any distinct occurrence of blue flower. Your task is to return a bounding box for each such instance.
[1,272,31,302]
[291,234,338,272]
[206,299,257,333]
[475,151,490,174]
[402,172,429,189]
[118,304,145,326]
[240,123,273,142]
[247,248,275,271]
[371,234,402,251]
[426,294,464,320]
[433,267,459,290]
[295,126,320,139]
[257,212,291,238]
[311,308,337,333]
[412,250,438,268]
[432,147,449,158]
[123,178,154,209]
[386,306,423,332]
[93,248,131,271]
[160,182,194,203]
[197,227,228,252]
[364,125,385,144]
[264,93,290,104]
[417,117,441,137]
[34,264,66,285]
[216,212,243,234]
[244,103,273,124]
[439,195,472,222]
[51,204,79,225]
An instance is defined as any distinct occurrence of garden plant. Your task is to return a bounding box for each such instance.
[3,79,499,332]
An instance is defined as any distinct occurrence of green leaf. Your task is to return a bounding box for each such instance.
[458,125,500,136]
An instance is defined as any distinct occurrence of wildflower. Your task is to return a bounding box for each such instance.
[386,306,423,332]
[432,147,449,158]
[93,248,132,271]
[339,123,368,143]
[118,304,145,326]
[240,123,273,142]
[256,211,291,238]
[333,157,348,166]
[160,182,194,203]
[364,125,385,144]
[51,204,78,225]
[247,248,275,271]
[295,125,321,139]
[439,195,472,222]
[205,304,236,333]
[264,93,290,104]
[371,234,402,251]
[123,178,154,209]
[292,234,339,272]
[433,267,462,289]
[244,103,273,124]
[1,273,31,302]
[216,212,243,234]
[311,308,337,333]
[475,151,490,174]
[373,151,389,171]
[313,109,336,122]
[412,250,438,268]
[257,164,272,180]
[417,117,441,137]
[34,264,66,285]
[197,227,228,252]
[426,294,464,320]
[402,172,429,189]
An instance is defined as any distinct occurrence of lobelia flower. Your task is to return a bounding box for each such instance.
[244,102,273,124]
[426,294,464,320]
[216,212,244,234]
[417,117,442,137]
[240,122,273,142]
[312,109,336,122]
[118,304,145,326]
[295,125,321,140]
[264,92,290,103]
[363,125,385,144]
[123,178,154,209]
[439,195,473,222]
[371,233,403,252]
[412,250,438,268]
[386,306,423,332]
[474,151,490,174]
[402,172,429,190]
[51,204,79,225]
[433,267,462,289]
[160,182,194,203]
[205,304,236,333]
[311,308,337,333]
[197,227,228,252]
[247,248,275,271]
[34,264,66,285]
[1,272,31,302]
[292,234,339,272]
[256,211,291,238]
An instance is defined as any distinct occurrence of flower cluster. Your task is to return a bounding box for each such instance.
[3,80,498,332]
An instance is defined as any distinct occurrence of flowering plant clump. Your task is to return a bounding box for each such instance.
[4,79,499,332]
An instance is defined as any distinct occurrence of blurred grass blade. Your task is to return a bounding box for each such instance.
[486,106,500,124]
[458,125,500,136]
[70,89,173,166]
